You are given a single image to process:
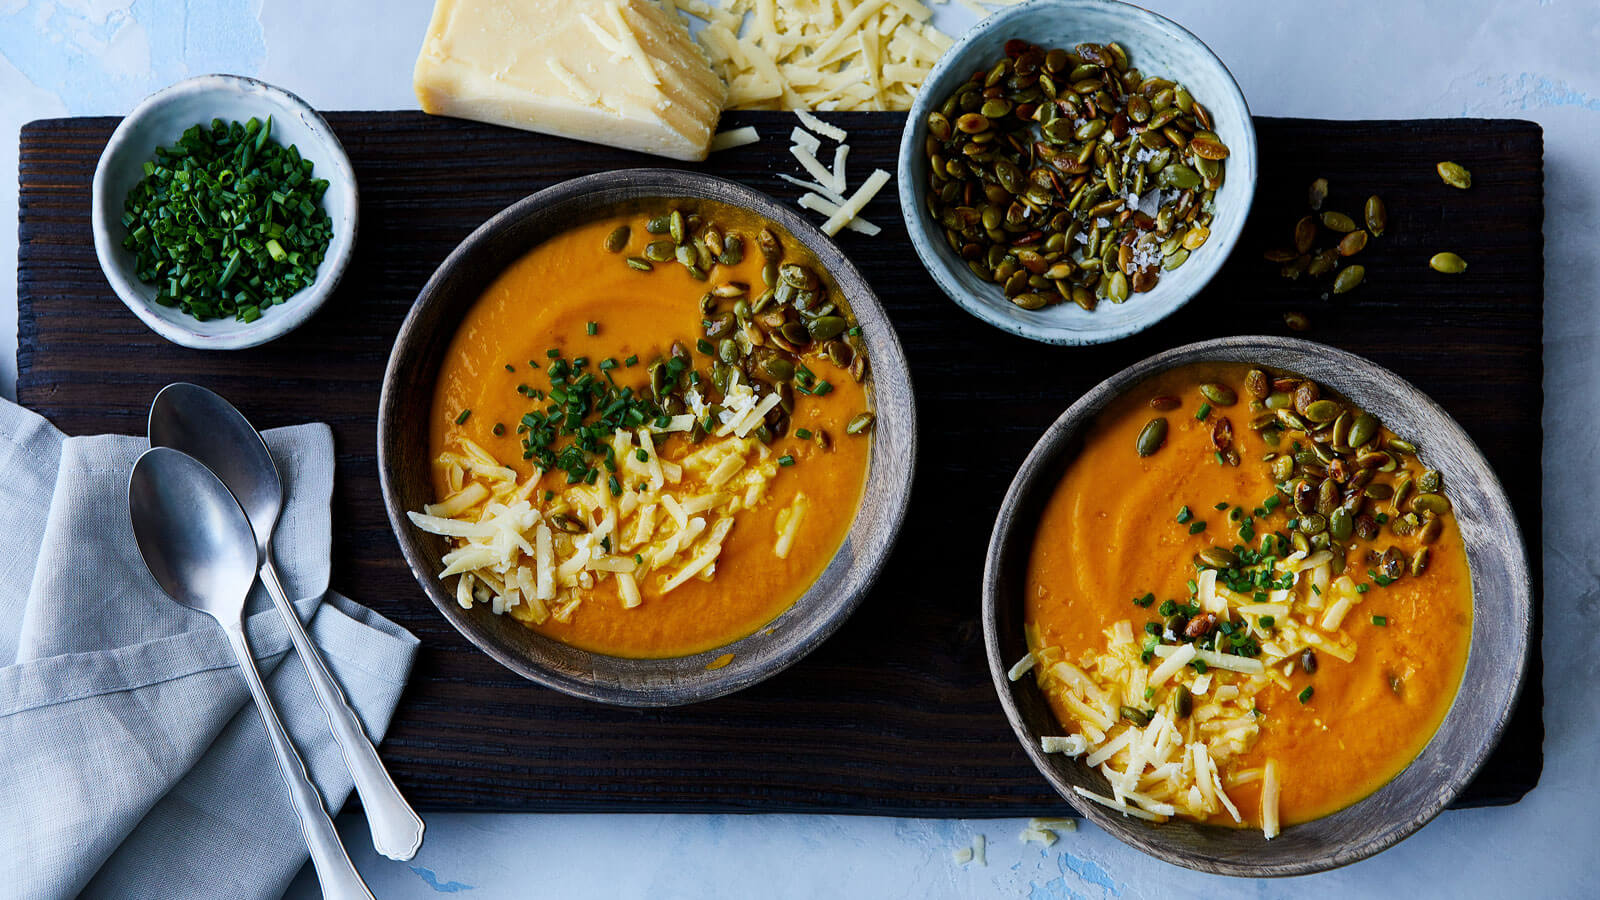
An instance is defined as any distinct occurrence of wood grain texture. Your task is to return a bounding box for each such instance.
[16,111,1544,816]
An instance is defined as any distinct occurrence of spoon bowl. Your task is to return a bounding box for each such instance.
[149,383,284,550]
[129,446,258,621]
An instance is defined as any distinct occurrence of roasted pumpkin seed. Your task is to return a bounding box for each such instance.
[1308,177,1329,210]
[1171,684,1193,719]
[1365,195,1386,236]
[1136,417,1169,457]
[603,225,631,253]
[1304,399,1340,423]
[1338,230,1369,256]
[1321,211,1358,233]
[1412,492,1452,516]
[1332,264,1366,294]
[1346,412,1379,448]
[1200,383,1238,407]
[1436,161,1472,189]
[1293,216,1317,254]
[1244,369,1270,400]
[1429,252,1467,274]
[1329,507,1354,541]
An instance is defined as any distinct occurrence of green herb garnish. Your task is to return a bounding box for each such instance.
[119,115,333,323]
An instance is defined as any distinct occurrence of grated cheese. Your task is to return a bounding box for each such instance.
[797,193,882,236]
[1261,759,1282,839]
[1024,531,1397,834]
[409,428,785,622]
[1007,651,1036,682]
[821,168,890,237]
[709,126,761,151]
[673,0,958,111]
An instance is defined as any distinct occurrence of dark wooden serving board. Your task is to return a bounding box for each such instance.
[16,111,1543,816]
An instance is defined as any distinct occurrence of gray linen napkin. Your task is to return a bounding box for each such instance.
[0,399,420,899]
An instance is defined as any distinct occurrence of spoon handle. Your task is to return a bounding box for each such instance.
[224,623,374,900]
[261,558,426,861]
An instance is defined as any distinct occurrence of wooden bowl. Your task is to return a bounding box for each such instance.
[982,336,1531,875]
[380,169,917,706]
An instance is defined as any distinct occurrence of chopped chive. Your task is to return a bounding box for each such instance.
[1372,615,1388,626]
[1192,659,1208,674]
[1176,505,1193,524]
[1144,686,1156,699]
[625,354,639,366]
[795,428,813,440]
[492,423,505,436]
[814,380,833,396]
[696,339,713,354]
[1260,615,1276,627]
[455,409,471,425]
[1298,686,1314,703]
[1213,451,1225,465]
[1214,502,1228,510]
[634,554,643,565]
[778,455,796,466]
[636,449,649,462]
[1195,402,1211,420]
[1188,521,1206,535]
[586,321,598,335]
[547,348,561,358]
[504,363,515,372]
[1356,583,1370,594]
[118,116,333,323]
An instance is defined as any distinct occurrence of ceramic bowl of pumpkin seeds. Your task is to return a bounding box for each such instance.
[896,0,1257,345]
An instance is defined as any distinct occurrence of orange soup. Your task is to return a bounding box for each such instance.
[1022,362,1471,835]
[414,203,873,658]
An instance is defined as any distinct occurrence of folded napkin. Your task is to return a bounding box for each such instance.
[0,399,420,900]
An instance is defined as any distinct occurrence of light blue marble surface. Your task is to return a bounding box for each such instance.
[2,1,1594,897]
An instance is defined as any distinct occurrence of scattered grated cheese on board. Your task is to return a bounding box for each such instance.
[709,126,761,151]
[822,169,890,236]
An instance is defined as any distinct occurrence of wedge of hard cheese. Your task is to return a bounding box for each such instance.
[414,0,726,161]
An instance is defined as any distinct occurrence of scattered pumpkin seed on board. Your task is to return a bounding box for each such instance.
[1430,252,1468,274]
[1436,161,1472,189]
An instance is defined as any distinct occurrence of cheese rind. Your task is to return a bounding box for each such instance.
[415,0,727,160]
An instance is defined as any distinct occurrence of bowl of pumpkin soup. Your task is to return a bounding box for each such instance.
[983,336,1531,875]
[380,170,915,706]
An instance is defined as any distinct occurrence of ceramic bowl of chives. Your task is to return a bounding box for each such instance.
[91,74,358,350]
[897,0,1257,345]
[379,169,917,706]
[982,336,1531,875]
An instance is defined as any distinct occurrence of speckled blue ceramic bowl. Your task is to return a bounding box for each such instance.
[896,0,1257,345]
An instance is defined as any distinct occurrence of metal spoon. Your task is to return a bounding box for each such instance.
[129,447,373,900]
[149,383,424,861]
